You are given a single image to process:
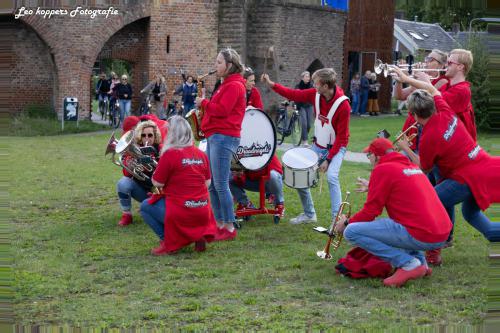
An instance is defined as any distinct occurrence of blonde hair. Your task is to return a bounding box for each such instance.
[301,71,310,79]
[406,90,436,119]
[219,48,244,76]
[449,49,473,76]
[121,74,128,80]
[161,116,194,154]
[134,120,162,145]
[311,68,337,89]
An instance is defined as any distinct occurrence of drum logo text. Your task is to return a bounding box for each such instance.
[236,142,272,159]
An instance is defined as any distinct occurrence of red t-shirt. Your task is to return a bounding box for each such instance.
[419,95,500,210]
[438,81,476,142]
[349,152,452,243]
[246,155,283,181]
[201,73,246,138]
[273,84,350,159]
[247,86,263,110]
[151,145,217,251]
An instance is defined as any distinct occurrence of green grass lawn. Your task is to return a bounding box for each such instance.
[8,117,499,330]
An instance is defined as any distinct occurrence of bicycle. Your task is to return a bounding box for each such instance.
[108,99,121,128]
[275,101,301,146]
[138,94,152,116]
[98,94,110,121]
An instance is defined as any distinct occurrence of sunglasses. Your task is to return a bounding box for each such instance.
[446,60,460,66]
[424,56,439,64]
[141,133,154,138]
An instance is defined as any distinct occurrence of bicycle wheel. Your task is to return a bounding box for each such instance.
[275,114,287,145]
[290,114,302,146]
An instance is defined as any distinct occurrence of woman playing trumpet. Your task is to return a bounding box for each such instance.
[194,48,246,240]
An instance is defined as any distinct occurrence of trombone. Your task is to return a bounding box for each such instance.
[374,59,440,80]
[313,192,352,260]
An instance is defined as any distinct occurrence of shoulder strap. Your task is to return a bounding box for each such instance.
[326,95,349,120]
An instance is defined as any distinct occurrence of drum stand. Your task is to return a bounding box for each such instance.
[234,174,281,225]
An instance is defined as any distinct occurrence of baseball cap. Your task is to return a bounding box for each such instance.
[363,138,394,156]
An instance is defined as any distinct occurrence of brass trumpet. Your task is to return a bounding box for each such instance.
[314,192,352,260]
[185,70,216,141]
[393,121,418,148]
[374,59,440,80]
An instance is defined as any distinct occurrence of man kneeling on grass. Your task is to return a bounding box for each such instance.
[334,138,452,287]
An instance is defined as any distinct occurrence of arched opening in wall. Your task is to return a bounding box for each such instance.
[90,17,149,121]
[306,59,324,76]
[7,18,57,117]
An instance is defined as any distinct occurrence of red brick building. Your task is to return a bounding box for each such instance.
[3,0,394,118]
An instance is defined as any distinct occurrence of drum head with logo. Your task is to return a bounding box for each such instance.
[282,147,318,169]
[234,108,276,171]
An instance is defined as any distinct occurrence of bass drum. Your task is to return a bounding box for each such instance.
[233,107,276,171]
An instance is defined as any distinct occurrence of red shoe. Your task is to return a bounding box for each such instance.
[267,194,276,205]
[425,249,442,266]
[118,212,133,227]
[383,265,427,287]
[151,242,177,256]
[214,227,237,241]
[274,203,285,218]
[194,238,207,252]
[425,267,433,277]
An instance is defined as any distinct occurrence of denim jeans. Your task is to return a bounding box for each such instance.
[206,134,240,224]
[183,102,194,117]
[299,105,314,142]
[116,176,148,211]
[119,99,131,124]
[344,218,447,268]
[359,90,369,115]
[351,92,360,114]
[140,198,166,240]
[230,170,284,206]
[297,145,346,218]
[435,179,500,241]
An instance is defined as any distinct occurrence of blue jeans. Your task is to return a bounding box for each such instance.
[119,99,131,124]
[344,218,447,268]
[116,176,149,211]
[435,179,500,241]
[299,105,314,142]
[359,90,369,115]
[206,134,240,224]
[351,92,360,114]
[297,145,346,218]
[230,170,284,205]
[140,198,166,240]
[183,102,194,117]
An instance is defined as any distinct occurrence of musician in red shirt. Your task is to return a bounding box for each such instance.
[262,68,350,225]
[195,48,246,240]
[140,116,217,255]
[334,138,452,287]
[229,155,284,216]
[393,68,500,248]
[243,67,263,110]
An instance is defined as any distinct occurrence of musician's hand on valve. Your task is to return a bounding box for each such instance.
[319,159,329,173]
[261,73,275,88]
[355,177,369,193]
[414,71,431,83]
[334,214,348,234]
[195,97,203,108]
[395,136,410,152]
[390,66,408,83]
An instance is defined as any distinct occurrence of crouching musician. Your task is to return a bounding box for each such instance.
[334,138,452,287]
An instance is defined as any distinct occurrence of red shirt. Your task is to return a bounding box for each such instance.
[419,95,500,210]
[201,73,246,138]
[438,81,476,142]
[151,145,217,251]
[247,86,263,110]
[349,152,452,243]
[246,155,282,181]
[273,84,350,159]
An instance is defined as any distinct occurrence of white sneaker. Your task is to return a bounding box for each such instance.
[289,213,317,225]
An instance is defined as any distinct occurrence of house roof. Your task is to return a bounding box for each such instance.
[394,19,459,54]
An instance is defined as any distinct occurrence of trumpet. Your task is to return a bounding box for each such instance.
[314,192,352,260]
[374,59,440,80]
[393,121,418,148]
[185,70,216,141]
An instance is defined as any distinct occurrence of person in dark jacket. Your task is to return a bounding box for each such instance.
[359,71,371,115]
[295,71,314,147]
[174,75,197,117]
[116,74,133,124]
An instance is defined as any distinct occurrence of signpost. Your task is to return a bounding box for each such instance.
[62,97,79,131]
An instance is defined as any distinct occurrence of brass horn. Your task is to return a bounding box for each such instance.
[104,131,121,166]
[113,130,157,182]
[314,192,352,260]
[185,70,216,141]
[393,121,418,149]
[374,59,440,80]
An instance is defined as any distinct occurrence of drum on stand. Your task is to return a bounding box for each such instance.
[232,107,276,171]
[281,147,319,189]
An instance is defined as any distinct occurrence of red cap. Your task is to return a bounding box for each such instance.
[363,138,394,156]
[122,116,140,133]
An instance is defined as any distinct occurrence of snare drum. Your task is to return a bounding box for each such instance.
[233,107,276,171]
[281,147,319,189]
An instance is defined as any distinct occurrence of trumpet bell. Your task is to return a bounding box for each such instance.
[104,132,117,156]
[316,250,333,260]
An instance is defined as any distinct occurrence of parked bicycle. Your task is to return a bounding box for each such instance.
[275,101,301,145]
[138,93,152,116]
[98,94,110,121]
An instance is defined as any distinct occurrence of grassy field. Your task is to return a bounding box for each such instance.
[8,117,499,330]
